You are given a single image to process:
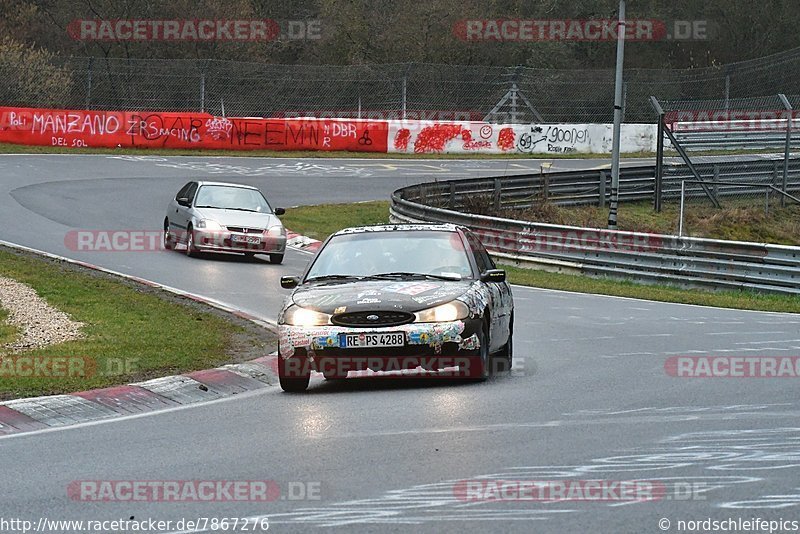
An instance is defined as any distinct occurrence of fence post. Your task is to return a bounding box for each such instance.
[200,72,205,113]
[650,96,665,212]
[401,75,407,120]
[779,93,793,207]
[599,170,607,207]
[85,57,93,109]
[678,180,686,237]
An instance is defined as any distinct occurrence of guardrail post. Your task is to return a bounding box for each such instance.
[449,182,456,209]
[599,171,607,207]
[542,171,550,201]
[493,179,502,211]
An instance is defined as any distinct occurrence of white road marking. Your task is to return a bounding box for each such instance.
[734,339,800,345]
[706,331,787,336]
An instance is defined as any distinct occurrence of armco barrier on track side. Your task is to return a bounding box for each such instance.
[390,164,800,295]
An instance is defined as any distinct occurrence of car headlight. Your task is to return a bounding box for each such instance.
[414,300,469,322]
[282,305,331,326]
[266,224,285,237]
[196,219,223,230]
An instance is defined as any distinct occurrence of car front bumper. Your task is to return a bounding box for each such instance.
[278,320,482,375]
[193,230,286,254]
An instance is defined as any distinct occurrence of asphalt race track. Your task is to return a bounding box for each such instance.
[1,154,799,533]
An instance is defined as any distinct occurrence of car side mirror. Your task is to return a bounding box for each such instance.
[274,207,286,216]
[281,276,299,289]
[480,269,506,283]
[177,197,190,207]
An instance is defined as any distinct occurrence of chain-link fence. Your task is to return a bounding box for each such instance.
[3,46,800,122]
[650,93,800,239]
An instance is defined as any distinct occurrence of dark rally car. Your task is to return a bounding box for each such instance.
[277,223,514,392]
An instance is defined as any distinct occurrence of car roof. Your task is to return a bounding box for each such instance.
[194,181,259,190]
[332,223,464,236]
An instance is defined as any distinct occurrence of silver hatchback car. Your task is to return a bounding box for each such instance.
[163,181,287,263]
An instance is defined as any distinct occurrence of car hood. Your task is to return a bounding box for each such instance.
[291,279,473,314]
[194,208,280,229]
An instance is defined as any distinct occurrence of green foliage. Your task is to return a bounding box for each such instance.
[0,37,73,107]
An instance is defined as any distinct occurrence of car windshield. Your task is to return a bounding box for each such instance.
[306,230,473,280]
[194,185,272,213]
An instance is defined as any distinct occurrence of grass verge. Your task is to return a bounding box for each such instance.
[0,247,275,400]
[284,201,800,313]
[501,265,800,313]
[478,199,800,246]
[282,201,391,241]
[0,306,19,347]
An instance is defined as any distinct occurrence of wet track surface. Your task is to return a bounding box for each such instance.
[0,154,798,533]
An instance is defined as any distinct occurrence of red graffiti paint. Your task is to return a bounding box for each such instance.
[394,128,411,150]
[0,106,389,152]
[413,124,465,153]
[497,127,516,151]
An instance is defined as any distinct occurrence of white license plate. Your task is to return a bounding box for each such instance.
[339,332,405,348]
[232,234,261,245]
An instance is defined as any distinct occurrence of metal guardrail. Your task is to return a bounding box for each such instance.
[390,162,800,295]
[675,131,800,151]
[402,158,800,209]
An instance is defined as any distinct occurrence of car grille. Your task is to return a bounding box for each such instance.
[331,311,415,328]
[226,226,262,234]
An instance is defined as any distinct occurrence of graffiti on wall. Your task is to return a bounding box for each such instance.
[388,121,596,155]
[0,107,389,152]
[0,107,657,154]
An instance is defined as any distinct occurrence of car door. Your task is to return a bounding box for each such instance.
[171,182,197,243]
[466,231,512,351]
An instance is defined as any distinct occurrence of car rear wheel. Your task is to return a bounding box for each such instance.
[270,253,284,264]
[185,225,199,258]
[278,351,311,392]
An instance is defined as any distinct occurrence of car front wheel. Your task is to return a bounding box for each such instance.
[185,225,199,258]
[467,322,491,381]
[278,351,311,392]
[163,220,173,250]
[495,314,513,373]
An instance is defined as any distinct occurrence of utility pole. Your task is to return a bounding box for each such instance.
[607,0,626,229]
